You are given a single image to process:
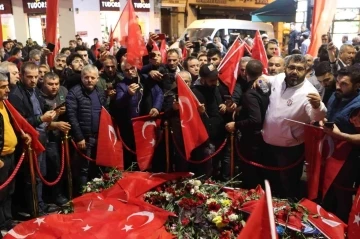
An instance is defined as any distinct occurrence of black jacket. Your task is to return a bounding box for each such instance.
[66,84,106,142]
[191,85,227,143]
[8,83,50,128]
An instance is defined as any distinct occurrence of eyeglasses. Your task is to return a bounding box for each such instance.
[287,65,305,72]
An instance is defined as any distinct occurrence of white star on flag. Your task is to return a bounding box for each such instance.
[121,224,133,232]
[150,138,155,147]
[82,224,92,231]
[33,217,45,226]
[354,213,360,226]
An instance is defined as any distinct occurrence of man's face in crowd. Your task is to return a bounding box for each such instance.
[317,72,335,89]
[285,60,307,87]
[71,57,84,72]
[123,63,138,79]
[55,57,66,71]
[238,61,248,78]
[203,77,218,88]
[339,46,356,65]
[167,52,180,70]
[304,54,314,70]
[28,38,33,45]
[63,49,71,56]
[0,80,10,100]
[69,41,76,49]
[268,57,285,76]
[262,37,269,45]
[81,70,99,91]
[321,35,329,44]
[30,54,41,65]
[103,59,116,77]
[179,73,192,87]
[208,54,221,67]
[22,68,39,89]
[187,59,200,77]
[4,42,11,51]
[43,77,60,97]
[38,66,49,82]
[77,39,83,46]
[8,65,20,86]
[198,56,208,67]
[335,74,358,99]
[77,50,89,64]
[149,51,162,66]
[266,43,278,58]
[213,37,220,44]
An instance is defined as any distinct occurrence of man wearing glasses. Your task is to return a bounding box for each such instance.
[260,54,327,198]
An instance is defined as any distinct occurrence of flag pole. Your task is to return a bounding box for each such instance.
[64,132,73,200]
[230,132,235,179]
[164,121,170,173]
[27,146,39,217]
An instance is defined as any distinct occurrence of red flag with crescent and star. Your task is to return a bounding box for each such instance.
[176,74,209,160]
[252,30,268,75]
[4,198,173,239]
[96,107,123,169]
[132,114,163,171]
[348,187,360,239]
[299,198,346,239]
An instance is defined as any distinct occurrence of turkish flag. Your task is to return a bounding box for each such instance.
[238,181,278,239]
[252,31,268,75]
[176,74,209,160]
[123,0,148,69]
[321,138,352,199]
[132,114,163,171]
[182,47,187,60]
[45,0,59,68]
[96,107,123,169]
[218,41,244,94]
[160,39,167,64]
[3,100,45,155]
[304,125,324,200]
[299,199,346,239]
[348,187,360,239]
[5,198,173,239]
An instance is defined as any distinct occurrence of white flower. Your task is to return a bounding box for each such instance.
[190,189,195,194]
[92,177,103,182]
[164,192,173,201]
[193,180,202,186]
[194,186,199,191]
[207,211,218,220]
[206,198,216,204]
[228,214,239,222]
[188,179,195,185]
[86,186,91,192]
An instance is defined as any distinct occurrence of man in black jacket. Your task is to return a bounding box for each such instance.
[225,60,270,189]
[8,62,58,217]
[0,73,31,235]
[66,64,106,193]
[61,53,84,89]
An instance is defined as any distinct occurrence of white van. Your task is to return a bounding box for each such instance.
[170,19,274,48]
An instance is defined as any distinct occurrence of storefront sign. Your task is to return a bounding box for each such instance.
[0,0,13,14]
[195,0,227,4]
[22,0,47,14]
[99,0,121,11]
[76,31,88,37]
[133,0,151,12]
[255,0,268,4]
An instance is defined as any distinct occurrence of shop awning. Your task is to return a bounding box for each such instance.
[251,0,297,22]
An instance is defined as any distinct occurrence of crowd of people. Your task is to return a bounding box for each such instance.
[0,26,360,237]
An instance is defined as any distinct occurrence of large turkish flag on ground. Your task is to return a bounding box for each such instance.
[238,181,277,239]
[132,114,163,171]
[176,74,208,159]
[218,41,244,94]
[348,187,360,239]
[252,31,268,75]
[299,198,346,239]
[96,107,123,169]
[5,198,173,239]
[4,100,45,155]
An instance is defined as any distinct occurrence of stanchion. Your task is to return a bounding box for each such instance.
[27,146,38,217]
[230,132,235,179]
[64,133,73,200]
[164,121,170,173]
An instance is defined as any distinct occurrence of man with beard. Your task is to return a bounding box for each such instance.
[268,56,285,76]
[261,54,327,198]
[183,56,200,83]
[62,53,84,89]
[53,53,67,78]
[141,50,163,77]
[321,65,360,221]
[115,61,163,169]
[265,41,278,60]
[315,61,336,105]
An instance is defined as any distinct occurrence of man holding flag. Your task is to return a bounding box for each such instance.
[0,73,31,234]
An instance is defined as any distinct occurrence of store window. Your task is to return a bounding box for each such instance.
[295,0,307,29]
[332,8,360,47]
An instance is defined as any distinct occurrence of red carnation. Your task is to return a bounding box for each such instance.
[208,202,221,212]
[219,231,232,239]
[181,218,190,226]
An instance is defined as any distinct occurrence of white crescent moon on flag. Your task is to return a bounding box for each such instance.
[142,121,156,139]
[127,211,154,227]
[7,229,35,239]
[108,125,117,147]
[316,205,341,227]
[318,135,334,159]
[178,96,193,123]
